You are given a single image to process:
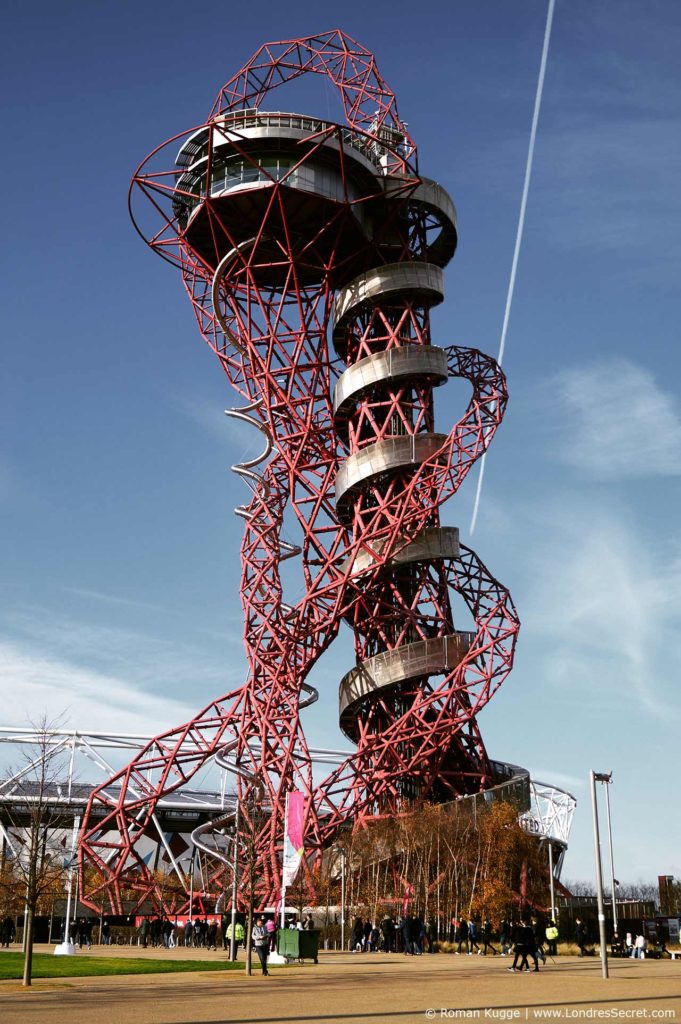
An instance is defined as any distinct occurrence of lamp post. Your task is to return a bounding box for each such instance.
[54,814,80,956]
[601,775,618,937]
[333,845,346,952]
[229,796,240,962]
[548,840,557,923]
[590,770,610,979]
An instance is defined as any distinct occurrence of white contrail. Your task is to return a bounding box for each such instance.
[469,0,556,535]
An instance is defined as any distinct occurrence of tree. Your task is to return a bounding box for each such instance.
[238,778,267,977]
[318,798,550,936]
[0,716,71,986]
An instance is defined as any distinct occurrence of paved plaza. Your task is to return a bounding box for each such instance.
[0,946,679,1024]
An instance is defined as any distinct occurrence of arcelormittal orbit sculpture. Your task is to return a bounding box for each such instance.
[79,30,519,913]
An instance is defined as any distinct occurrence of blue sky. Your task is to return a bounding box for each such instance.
[2,0,680,886]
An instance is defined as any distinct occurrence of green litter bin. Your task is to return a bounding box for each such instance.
[276,928,320,963]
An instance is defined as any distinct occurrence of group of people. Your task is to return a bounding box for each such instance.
[350,915,438,954]
[1,916,16,947]
[451,917,501,956]
[502,918,555,972]
[625,932,648,958]
[346,914,561,961]
[136,916,221,950]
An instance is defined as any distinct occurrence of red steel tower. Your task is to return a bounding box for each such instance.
[79,30,519,913]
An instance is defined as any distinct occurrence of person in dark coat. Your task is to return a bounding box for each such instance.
[499,918,510,955]
[184,919,193,947]
[482,919,498,955]
[381,916,394,952]
[401,915,412,954]
[532,917,546,965]
[456,918,469,955]
[363,919,372,951]
[427,918,438,953]
[1,916,16,946]
[575,918,587,957]
[467,918,480,955]
[351,917,364,952]
[508,920,536,972]
[409,915,422,955]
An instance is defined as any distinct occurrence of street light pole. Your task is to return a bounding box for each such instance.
[229,796,240,962]
[590,770,609,979]
[548,841,557,923]
[602,777,618,938]
[188,847,195,924]
[334,845,346,952]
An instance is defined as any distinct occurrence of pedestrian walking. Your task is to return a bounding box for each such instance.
[381,915,395,952]
[468,918,480,955]
[499,918,510,956]
[545,920,558,957]
[251,915,269,976]
[575,918,587,957]
[410,915,422,955]
[352,917,364,952]
[1,916,15,947]
[363,919,372,950]
[401,915,412,954]
[456,918,468,955]
[482,919,498,955]
[265,915,277,952]
[532,918,546,965]
[508,919,535,973]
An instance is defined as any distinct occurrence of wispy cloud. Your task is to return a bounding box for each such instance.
[0,639,193,735]
[3,604,243,705]
[527,768,583,792]
[61,586,170,614]
[553,357,681,479]
[523,500,681,722]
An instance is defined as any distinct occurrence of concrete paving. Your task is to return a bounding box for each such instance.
[0,945,679,1024]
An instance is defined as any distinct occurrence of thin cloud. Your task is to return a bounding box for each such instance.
[528,769,583,792]
[553,358,681,479]
[62,586,170,614]
[3,605,242,701]
[524,501,681,723]
[0,640,193,735]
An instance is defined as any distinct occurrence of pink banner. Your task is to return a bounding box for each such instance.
[282,791,305,888]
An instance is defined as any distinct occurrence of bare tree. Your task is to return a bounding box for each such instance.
[0,716,70,987]
[238,779,266,977]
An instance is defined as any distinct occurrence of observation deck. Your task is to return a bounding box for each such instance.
[171,110,457,286]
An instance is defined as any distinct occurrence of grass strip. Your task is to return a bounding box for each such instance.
[0,953,244,980]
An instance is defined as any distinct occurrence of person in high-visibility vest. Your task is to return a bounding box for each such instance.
[546,920,559,956]
[225,919,245,953]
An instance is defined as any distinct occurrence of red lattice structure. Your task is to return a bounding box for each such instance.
[78,29,519,914]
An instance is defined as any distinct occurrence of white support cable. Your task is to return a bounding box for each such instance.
[470,0,556,535]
